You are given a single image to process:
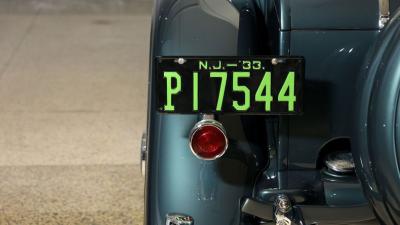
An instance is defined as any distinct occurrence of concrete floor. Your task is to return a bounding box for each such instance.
[0,0,151,224]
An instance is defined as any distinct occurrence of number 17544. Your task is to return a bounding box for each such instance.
[162,71,297,112]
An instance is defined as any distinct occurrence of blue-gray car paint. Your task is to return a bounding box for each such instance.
[145,0,400,224]
[146,1,268,225]
[353,9,400,225]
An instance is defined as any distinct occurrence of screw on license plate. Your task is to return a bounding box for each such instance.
[175,58,186,64]
[271,58,285,65]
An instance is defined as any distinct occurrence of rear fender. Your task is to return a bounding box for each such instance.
[145,0,270,224]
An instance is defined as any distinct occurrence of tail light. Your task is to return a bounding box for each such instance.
[189,119,228,160]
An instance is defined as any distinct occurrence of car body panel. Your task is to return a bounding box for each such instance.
[287,30,379,169]
[145,0,400,224]
[278,0,380,30]
[146,1,268,224]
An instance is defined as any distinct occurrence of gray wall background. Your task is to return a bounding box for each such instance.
[0,0,152,224]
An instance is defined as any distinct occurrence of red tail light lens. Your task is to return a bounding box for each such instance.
[189,120,228,160]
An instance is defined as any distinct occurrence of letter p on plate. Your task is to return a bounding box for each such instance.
[163,72,181,111]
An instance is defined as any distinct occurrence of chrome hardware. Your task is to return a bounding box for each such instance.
[274,195,292,225]
[200,114,214,120]
[140,132,147,177]
[189,119,228,160]
[379,0,390,28]
[174,58,186,65]
[275,194,291,214]
[275,214,292,225]
[325,152,355,173]
[166,213,194,225]
[271,58,285,65]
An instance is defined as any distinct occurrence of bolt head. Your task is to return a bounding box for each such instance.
[177,58,186,64]
[275,194,291,214]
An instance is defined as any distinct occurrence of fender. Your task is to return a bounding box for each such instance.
[145,0,270,224]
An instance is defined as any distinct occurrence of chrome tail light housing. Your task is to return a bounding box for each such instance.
[189,119,228,160]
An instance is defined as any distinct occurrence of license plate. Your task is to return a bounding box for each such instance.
[156,56,304,114]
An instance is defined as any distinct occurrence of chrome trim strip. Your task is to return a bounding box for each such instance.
[379,0,390,28]
[140,132,147,177]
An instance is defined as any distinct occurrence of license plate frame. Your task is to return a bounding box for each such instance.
[156,56,304,115]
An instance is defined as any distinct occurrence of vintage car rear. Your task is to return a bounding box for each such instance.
[142,0,400,224]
